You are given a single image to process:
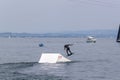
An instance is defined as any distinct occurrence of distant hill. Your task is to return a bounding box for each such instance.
[0,30,117,38]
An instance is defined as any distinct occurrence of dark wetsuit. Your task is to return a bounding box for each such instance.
[64,44,73,56]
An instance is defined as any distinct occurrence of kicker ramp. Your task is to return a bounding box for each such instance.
[38,53,71,63]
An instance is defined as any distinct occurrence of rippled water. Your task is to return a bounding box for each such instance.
[0,38,120,80]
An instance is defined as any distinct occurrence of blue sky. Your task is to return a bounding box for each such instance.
[0,0,120,33]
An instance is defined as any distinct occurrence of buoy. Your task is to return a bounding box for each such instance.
[39,43,44,47]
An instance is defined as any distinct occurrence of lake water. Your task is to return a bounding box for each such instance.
[0,38,120,80]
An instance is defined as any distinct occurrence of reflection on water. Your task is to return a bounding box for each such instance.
[22,63,69,76]
[0,62,70,80]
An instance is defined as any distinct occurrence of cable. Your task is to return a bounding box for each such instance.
[90,0,120,6]
[69,0,120,8]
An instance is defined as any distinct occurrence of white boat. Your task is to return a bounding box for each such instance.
[86,36,96,43]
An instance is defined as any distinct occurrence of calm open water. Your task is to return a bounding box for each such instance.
[0,37,120,80]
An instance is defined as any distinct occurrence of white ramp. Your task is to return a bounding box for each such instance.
[38,53,71,63]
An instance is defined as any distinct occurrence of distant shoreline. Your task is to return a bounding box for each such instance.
[0,30,117,38]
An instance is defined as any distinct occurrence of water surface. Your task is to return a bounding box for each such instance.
[0,38,120,80]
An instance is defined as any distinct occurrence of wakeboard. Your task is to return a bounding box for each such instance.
[67,53,74,56]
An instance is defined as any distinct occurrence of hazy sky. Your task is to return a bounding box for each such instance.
[0,0,120,33]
